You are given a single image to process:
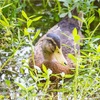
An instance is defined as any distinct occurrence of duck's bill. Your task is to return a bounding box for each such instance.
[54,47,68,66]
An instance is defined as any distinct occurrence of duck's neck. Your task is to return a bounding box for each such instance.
[43,53,56,62]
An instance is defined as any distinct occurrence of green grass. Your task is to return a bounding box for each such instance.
[0,0,100,100]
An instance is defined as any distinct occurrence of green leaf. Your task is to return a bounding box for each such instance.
[68,53,77,63]
[27,19,33,27]
[64,74,74,78]
[5,29,12,36]
[75,35,80,43]
[29,15,36,19]
[32,16,42,21]
[27,16,42,27]
[73,15,83,22]
[33,29,41,41]
[72,28,77,36]
[1,14,9,26]
[20,67,25,74]
[15,82,26,90]
[97,45,100,52]
[2,3,12,9]
[42,64,47,74]
[0,14,9,26]
[80,65,85,68]
[27,86,34,91]
[0,8,2,13]
[56,0,61,13]
[98,8,100,17]
[24,28,29,36]
[85,29,90,34]
[5,80,11,87]
[30,71,37,81]
[59,13,67,18]
[0,95,4,99]
[68,11,72,18]
[88,15,95,27]
[72,28,80,43]
[18,18,26,23]
[22,10,28,20]
[0,20,7,26]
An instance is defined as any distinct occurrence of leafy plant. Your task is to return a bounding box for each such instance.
[0,0,100,100]
[58,0,97,18]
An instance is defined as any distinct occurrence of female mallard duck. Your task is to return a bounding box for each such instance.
[37,11,84,67]
[29,33,72,75]
[29,11,84,79]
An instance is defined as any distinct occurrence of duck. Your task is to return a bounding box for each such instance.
[29,33,72,75]
[29,10,84,80]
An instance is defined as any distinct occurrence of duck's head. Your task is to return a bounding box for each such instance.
[42,33,67,66]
